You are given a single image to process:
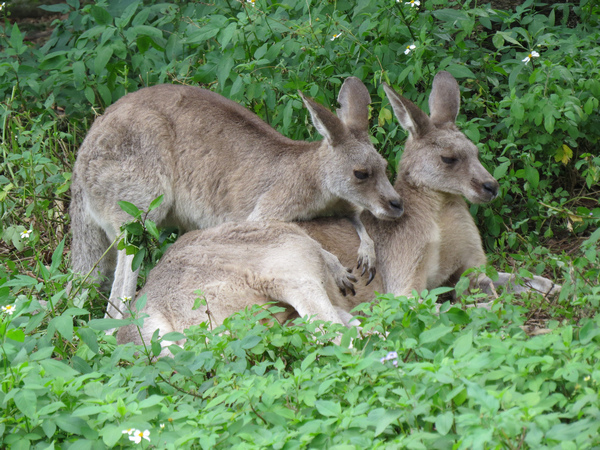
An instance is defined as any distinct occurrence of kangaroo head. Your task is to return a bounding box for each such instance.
[383,71,499,204]
[299,77,403,220]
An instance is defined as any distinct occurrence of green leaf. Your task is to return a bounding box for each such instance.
[88,318,130,330]
[315,400,341,417]
[162,331,186,342]
[7,328,25,342]
[435,411,454,435]
[218,22,237,49]
[145,220,160,240]
[493,161,510,180]
[240,335,262,349]
[9,23,23,50]
[77,327,99,354]
[40,359,79,379]
[217,55,235,87]
[94,46,113,75]
[131,247,146,271]
[148,195,164,211]
[50,237,66,273]
[445,64,475,79]
[419,325,453,344]
[49,315,74,341]
[118,201,142,218]
[453,330,473,359]
[366,408,403,437]
[524,165,539,189]
[14,389,37,419]
[101,425,124,447]
[90,5,113,25]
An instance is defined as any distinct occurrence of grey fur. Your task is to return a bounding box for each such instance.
[70,78,403,319]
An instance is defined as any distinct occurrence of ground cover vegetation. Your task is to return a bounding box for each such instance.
[0,0,599,447]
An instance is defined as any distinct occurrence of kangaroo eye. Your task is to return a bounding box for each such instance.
[441,156,458,165]
[354,170,369,180]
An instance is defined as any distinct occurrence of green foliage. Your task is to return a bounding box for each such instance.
[1,293,600,448]
[0,0,599,447]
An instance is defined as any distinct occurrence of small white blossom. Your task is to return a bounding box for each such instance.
[522,50,540,63]
[0,3,5,12]
[405,0,420,7]
[2,304,15,315]
[404,44,416,55]
[584,375,591,381]
[330,32,343,41]
[20,229,33,239]
[122,428,135,435]
[380,351,399,364]
[160,423,165,429]
[121,296,132,302]
[246,0,256,6]
[129,429,150,444]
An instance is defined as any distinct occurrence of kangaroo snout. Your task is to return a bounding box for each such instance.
[482,180,499,199]
[374,195,404,220]
[388,197,404,217]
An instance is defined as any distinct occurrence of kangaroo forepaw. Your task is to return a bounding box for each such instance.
[338,272,356,297]
[356,242,377,280]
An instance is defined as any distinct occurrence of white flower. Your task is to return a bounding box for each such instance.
[522,50,540,63]
[160,423,165,429]
[246,0,256,6]
[20,229,32,239]
[0,3,5,12]
[2,304,15,315]
[404,44,416,55]
[121,296,132,302]
[330,32,343,41]
[122,428,135,435]
[380,351,399,364]
[584,375,591,381]
[405,0,420,7]
[129,429,150,444]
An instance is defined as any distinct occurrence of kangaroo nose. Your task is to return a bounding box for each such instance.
[483,181,499,198]
[389,198,404,216]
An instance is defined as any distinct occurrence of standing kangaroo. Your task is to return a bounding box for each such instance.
[115,72,559,352]
[70,78,403,320]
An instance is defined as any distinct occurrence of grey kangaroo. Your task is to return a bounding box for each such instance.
[70,78,403,320]
[116,221,354,352]
[300,71,559,302]
[115,71,559,352]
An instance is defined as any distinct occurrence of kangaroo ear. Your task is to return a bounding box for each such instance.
[336,77,371,139]
[299,91,347,145]
[428,71,460,125]
[383,83,432,138]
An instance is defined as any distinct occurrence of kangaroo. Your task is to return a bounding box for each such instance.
[299,71,559,303]
[70,77,403,320]
[116,72,559,352]
[116,221,354,353]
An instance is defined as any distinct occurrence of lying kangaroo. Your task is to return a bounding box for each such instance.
[116,221,354,351]
[70,78,403,320]
[116,71,559,353]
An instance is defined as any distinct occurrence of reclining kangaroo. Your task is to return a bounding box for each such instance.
[116,221,353,351]
[117,71,559,352]
[70,78,403,320]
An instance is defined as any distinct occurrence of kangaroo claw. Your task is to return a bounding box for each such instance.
[366,268,376,285]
